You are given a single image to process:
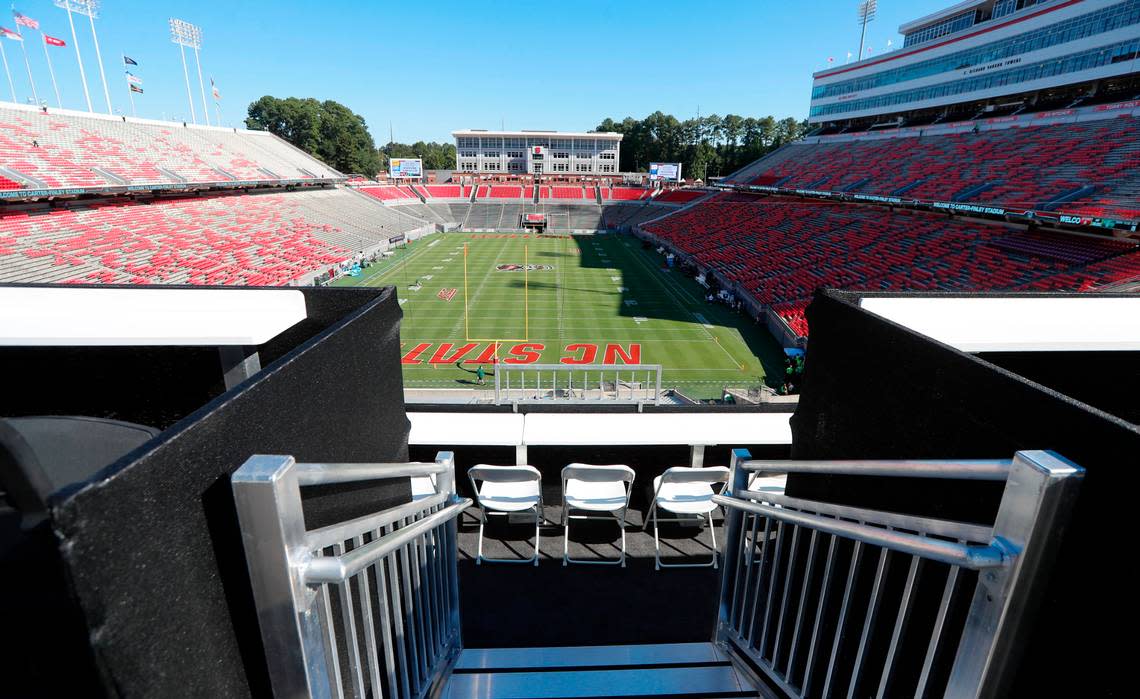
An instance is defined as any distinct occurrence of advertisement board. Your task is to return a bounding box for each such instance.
[389,158,423,179]
[649,162,682,182]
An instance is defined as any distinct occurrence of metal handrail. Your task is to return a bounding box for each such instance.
[742,458,1012,481]
[305,491,450,552]
[715,448,1085,699]
[713,494,1007,569]
[295,461,448,486]
[736,488,993,543]
[305,498,472,584]
[232,451,465,699]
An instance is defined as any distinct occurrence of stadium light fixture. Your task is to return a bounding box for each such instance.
[857,0,877,61]
[170,18,210,125]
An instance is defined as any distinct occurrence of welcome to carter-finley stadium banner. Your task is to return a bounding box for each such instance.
[402,342,641,365]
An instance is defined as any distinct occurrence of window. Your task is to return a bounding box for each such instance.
[599,164,616,173]
[508,162,524,172]
[458,137,479,149]
[460,161,477,171]
[552,163,569,172]
[810,36,1140,118]
[817,2,1140,100]
[575,163,592,172]
[599,152,616,160]
[484,151,500,158]
[507,150,525,159]
[553,152,570,159]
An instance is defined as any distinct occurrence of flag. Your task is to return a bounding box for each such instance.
[43,35,65,48]
[0,26,21,41]
[210,77,220,100]
[12,11,38,30]
[123,55,137,66]
[125,71,142,85]
[129,84,143,94]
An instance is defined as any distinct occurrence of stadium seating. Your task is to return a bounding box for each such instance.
[732,115,1140,217]
[0,175,22,191]
[488,186,523,199]
[357,186,415,201]
[0,188,423,285]
[0,104,340,189]
[654,190,708,204]
[551,186,587,200]
[423,185,463,198]
[607,187,651,201]
[643,194,1139,336]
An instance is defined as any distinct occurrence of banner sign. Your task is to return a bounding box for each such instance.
[649,163,682,182]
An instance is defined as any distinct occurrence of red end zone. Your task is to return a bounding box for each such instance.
[401,343,641,365]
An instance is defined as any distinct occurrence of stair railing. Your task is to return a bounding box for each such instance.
[715,449,1083,699]
[233,451,469,699]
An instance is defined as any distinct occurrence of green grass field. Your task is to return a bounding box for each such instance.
[336,232,783,399]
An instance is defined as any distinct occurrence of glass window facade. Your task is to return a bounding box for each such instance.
[814,1,1140,101]
[903,10,979,48]
[811,37,1140,118]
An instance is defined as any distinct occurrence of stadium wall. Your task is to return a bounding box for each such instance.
[790,288,1138,698]
[0,285,411,697]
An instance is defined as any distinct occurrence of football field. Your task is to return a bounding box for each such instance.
[336,232,783,399]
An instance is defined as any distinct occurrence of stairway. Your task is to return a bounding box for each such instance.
[443,642,760,698]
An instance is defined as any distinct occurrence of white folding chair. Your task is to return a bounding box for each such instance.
[561,464,636,567]
[467,465,543,565]
[644,466,729,570]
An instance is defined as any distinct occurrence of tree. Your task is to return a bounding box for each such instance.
[593,108,807,178]
[246,96,381,176]
[378,141,458,172]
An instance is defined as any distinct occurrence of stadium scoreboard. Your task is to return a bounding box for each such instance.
[389,158,423,179]
[649,163,682,182]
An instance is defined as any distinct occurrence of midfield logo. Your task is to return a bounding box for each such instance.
[496,264,553,272]
[437,288,457,302]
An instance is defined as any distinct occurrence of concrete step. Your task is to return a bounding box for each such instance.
[445,643,759,698]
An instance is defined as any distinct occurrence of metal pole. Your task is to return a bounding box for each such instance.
[178,42,195,123]
[63,3,92,111]
[858,16,868,61]
[14,22,38,104]
[122,54,135,117]
[86,8,111,113]
[39,34,60,107]
[192,45,209,126]
[0,40,17,102]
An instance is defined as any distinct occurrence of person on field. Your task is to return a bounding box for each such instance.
[476,365,486,385]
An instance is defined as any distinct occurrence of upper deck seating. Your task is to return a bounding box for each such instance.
[733,115,1140,218]
[0,105,340,190]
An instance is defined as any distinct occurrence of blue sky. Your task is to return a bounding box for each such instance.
[1,0,949,142]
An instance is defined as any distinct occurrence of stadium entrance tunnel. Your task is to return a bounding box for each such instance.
[1,285,1121,697]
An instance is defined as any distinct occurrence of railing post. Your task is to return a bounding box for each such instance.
[945,450,1085,699]
[716,448,752,645]
[232,455,334,699]
[434,451,463,649]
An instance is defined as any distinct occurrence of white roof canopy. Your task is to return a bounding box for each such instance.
[0,287,307,346]
[860,296,1140,352]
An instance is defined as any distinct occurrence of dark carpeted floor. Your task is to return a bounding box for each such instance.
[456,479,726,649]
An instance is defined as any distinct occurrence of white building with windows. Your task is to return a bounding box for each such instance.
[810,0,1140,126]
[452,130,622,176]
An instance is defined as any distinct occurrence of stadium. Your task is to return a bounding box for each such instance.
[1,1,1137,698]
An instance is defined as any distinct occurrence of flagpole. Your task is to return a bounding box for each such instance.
[40,33,60,107]
[84,4,111,114]
[177,42,195,123]
[192,44,209,126]
[0,40,16,102]
[61,1,92,111]
[12,14,38,104]
[122,54,134,117]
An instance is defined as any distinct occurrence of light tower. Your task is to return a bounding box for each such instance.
[857,0,877,61]
[170,19,209,126]
[73,1,113,114]
[52,0,93,111]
